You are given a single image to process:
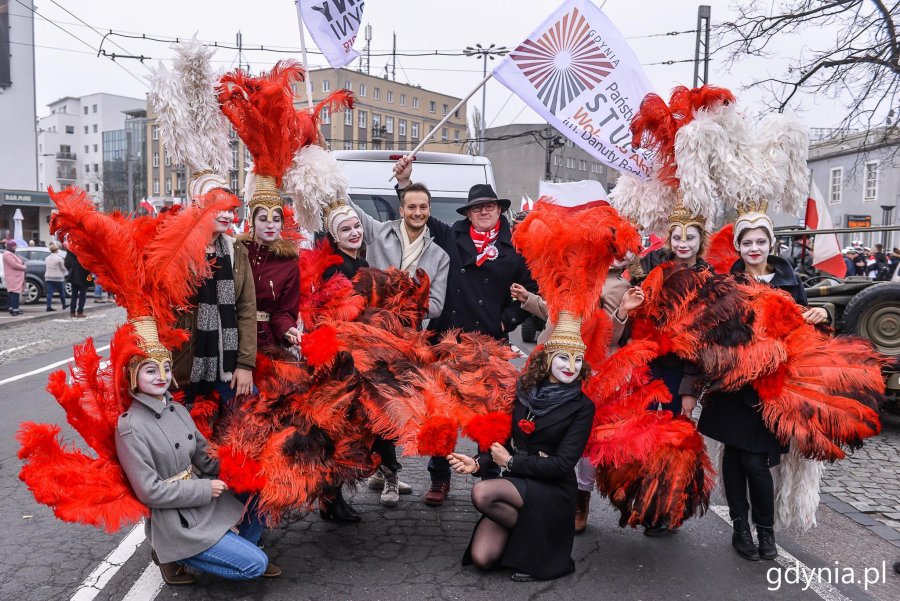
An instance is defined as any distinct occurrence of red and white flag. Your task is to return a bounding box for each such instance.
[805,181,846,278]
[492,0,654,180]
[139,199,156,215]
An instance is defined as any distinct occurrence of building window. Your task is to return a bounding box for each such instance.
[864,161,879,201]
[385,116,394,133]
[166,179,172,194]
[591,162,600,174]
[321,106,331,124]
[443,103,448,115]
[344,109,353,126]
[164,154,171,167]
[566,157,576,169]
[399,120,407,136]
[373,87,380,100]
[84,163,89,172]
[400,93,406,106]
[411,122,419,139]
[151,178,158,194]
[829,167,843,204]
[553,155,561,166]
[152,125,159,140]
[323,80,330,92]
[93,144,98,152]
[232,145,239,170]
[83,106,88,115]
[344,80,352,91]
[429,101,436,113]
[454,129,460,143]
[84,145,89,154]
[358,110,367,128]
[152,152,160,167]
[230,173,239,191]
[358,141,367,150]
[359,83,367,97]
[83,126,89,134]
[387,91,393,104]
[93,124,98,133]
[65,125,74,134]
[344,141,353,150]
[373,113,381,129]
[95,183,100,192]
[580,160,587,171]
[441,127,448,142]
[93,163,99,173]
[92,104,98,113]
[413,97,419,109]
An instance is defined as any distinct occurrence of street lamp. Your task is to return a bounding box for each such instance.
[463,43,509,156]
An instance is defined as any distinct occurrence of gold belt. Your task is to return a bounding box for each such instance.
[163,468,193,483]
[256,311,270,322]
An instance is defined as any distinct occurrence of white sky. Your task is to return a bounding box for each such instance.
[22,0,847,130]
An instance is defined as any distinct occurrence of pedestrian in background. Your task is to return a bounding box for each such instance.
[43,243,68,312]
[2,240,26,316]
[64,242,91,318]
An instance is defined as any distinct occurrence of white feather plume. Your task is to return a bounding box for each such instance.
[147,36,231,175]
[756,113,810,216]
[773,443,823,531]
[608,172,678,234]
[281,145,350,233]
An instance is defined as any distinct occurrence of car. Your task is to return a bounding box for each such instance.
[8,247,68,305]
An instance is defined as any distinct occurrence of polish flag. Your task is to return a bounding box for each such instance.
[139,199,156,215]
[805,181,846,278]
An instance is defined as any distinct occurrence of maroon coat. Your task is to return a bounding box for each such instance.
[241,238,300,350]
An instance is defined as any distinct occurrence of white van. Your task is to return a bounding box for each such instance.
[334,150,496,224]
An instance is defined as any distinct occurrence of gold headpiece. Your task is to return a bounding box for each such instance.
[733,198,774,250]
[324,200,360,239]
[668,203,707,234]
[543,311,586,372]
[188,169,231,201]
[126,316,174,391]
[248,175,286,223]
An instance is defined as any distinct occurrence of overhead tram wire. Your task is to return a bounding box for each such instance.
[12,0,147,86]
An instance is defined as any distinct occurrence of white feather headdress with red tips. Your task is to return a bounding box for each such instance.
[148,37,233,198]
[16,185,236,533]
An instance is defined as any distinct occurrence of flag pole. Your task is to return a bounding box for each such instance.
[295,1,316,110]
[389,72,493,182]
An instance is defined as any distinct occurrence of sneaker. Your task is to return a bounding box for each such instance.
[368,467,412,494]
[511,572,536,582]
[46,307,56,312]
[424,481,450,507]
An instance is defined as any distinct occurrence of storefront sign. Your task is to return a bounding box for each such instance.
[0,190,52,206]
[846,214,872,228]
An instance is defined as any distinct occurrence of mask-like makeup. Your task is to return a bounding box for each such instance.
[669,225,702,261]
[738,227,772,267]
[548,352,584,384]
[136,360,172,398]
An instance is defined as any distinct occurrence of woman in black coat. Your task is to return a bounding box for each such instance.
[697,224,828,562]
[448,347,595,581]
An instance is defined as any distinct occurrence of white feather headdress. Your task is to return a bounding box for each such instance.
[147,37,232,198]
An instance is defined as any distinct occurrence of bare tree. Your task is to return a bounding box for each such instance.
[717,0,900,146]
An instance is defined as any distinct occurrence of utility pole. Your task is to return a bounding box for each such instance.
[693,6,711,87]
[463,43,509,155]
[392,32,397,81]
[126,130,134,214]
[538,127,565,182]
[363,24,372,76]
[236,32,244,72]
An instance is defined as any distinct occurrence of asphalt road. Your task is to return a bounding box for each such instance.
[1,320,899,601]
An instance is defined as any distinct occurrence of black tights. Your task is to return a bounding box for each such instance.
[469,479,524,570]
[722,445,775,528]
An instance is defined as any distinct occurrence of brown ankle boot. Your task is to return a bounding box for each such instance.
[574,490,591,533]
[151,549,195,586]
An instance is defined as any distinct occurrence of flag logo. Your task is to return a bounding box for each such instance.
[509,8,615,113]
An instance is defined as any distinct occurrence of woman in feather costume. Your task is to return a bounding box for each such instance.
[18,186,282,585]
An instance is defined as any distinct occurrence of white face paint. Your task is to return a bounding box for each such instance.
[214,209,237,235]
[335,217,363,252]
[137,360,172,398]
[738,227,772,267]
[669,225,702,261]
[253,209,283,244]
[549,352,584,384]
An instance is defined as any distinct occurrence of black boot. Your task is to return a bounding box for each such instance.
[319,487,361,523]
[732,518,760,561]
[757,526,777,560]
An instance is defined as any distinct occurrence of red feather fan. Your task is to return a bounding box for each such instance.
[705,224,738,274]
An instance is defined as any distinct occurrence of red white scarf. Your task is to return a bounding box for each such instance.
[470,222,500,266]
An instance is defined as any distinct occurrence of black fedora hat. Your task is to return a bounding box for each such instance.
[456,184,511,216]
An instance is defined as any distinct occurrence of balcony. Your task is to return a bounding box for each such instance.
[371,125,389,142]
[57,168,77,181]
[56,152,77,161]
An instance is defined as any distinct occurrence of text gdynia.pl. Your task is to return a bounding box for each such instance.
[767,560,889,592]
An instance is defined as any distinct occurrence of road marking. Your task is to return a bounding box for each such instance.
[0,344,110,387]
[120,562,163,601]
[0,339,49,356]
[710,505,853,601]
[69,523,145,601]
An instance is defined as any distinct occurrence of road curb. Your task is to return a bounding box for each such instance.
[0,302,110,330]
[820,492,900,550]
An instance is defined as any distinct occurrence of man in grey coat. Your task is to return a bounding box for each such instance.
[349,183,450,322]
[348,183,450,507]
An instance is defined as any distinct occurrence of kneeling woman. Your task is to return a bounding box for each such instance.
[448,318,595,582]
[115,320,280,584]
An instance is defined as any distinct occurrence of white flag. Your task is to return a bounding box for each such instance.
[296,0,364,69]
[492,0,654,180]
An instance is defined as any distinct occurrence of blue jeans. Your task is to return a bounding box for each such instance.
[8,292,20,312]
[46,280,66,309]
[179,531,267,580]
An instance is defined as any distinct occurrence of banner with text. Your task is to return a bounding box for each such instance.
[296,0,364,68]
[492,0,654,179]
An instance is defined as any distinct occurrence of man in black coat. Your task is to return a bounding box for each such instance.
[63,242,91,318]
[393,157,537,506]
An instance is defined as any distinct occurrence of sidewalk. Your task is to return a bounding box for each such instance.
[0,298,111,329]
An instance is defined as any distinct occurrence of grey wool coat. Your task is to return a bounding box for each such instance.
[348,200,450,320]
[115,391,244,563]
